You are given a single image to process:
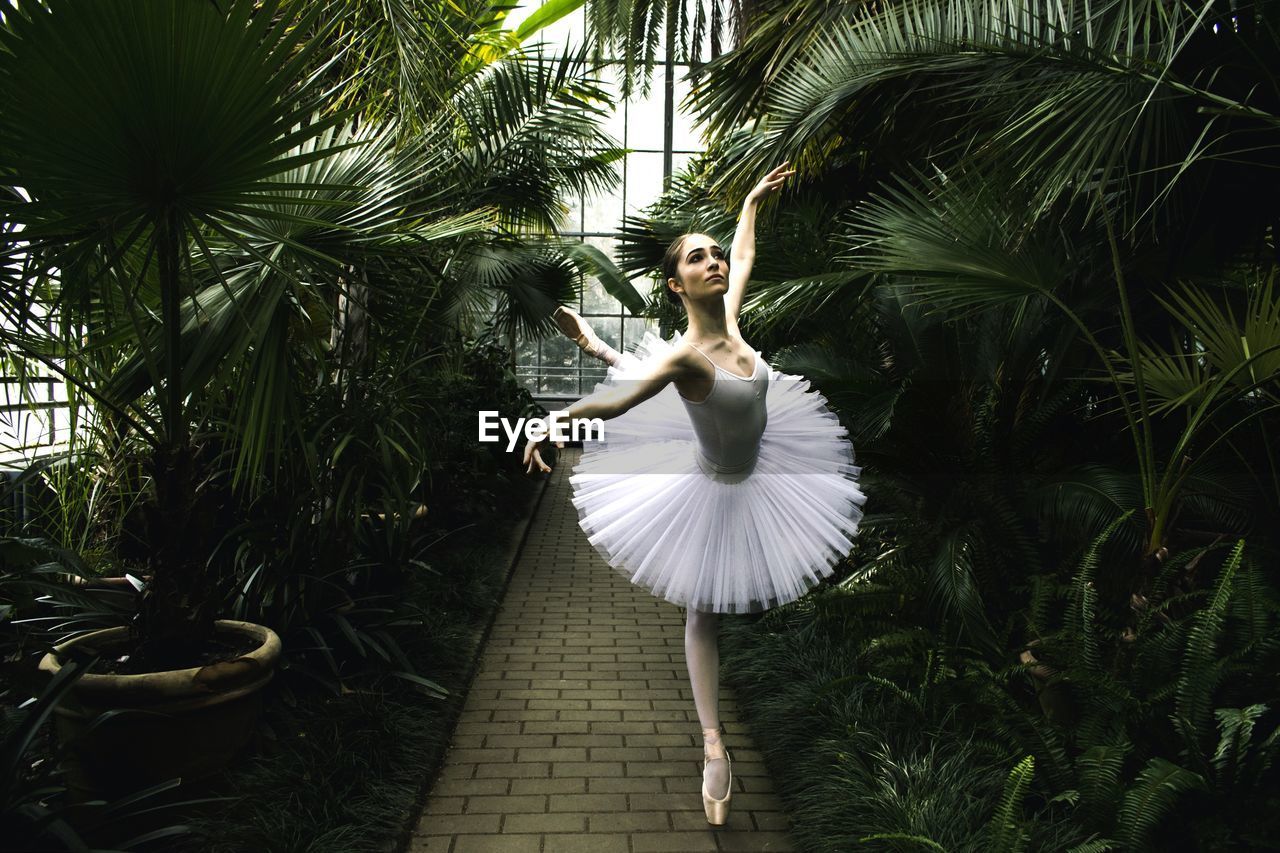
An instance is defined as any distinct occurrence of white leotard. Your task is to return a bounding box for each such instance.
[678,341,769,479]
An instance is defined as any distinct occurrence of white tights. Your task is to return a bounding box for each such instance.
[684,607,730,798]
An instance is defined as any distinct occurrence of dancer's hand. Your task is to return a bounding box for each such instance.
[524,435,550,473]
[554,304,623,366]
[746,161,796,205]
[553,305,591,346]
[523,435,560,475]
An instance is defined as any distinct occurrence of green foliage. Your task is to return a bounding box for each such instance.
[622,0,1280,845]
[984,755,1034,853]
[0,650,203,851]
[1175,539,1244,760]
[170,514,524,853]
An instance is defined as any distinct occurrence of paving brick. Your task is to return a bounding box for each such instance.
[553,734,624,748]
[542,834,630,853]
[451,835,541,853]
[717,830,799,851]
[424,797,465,815]
[454,722,522,737]
[549,760,624,777]
[429,778,510,797]
[591,746,659,762]
[545,793,628,812]
[586,812,671,832]
[628,792,700,812]
[415,813,502,835]
[406,835,454,852]
[587,777,667,794]
[474,763,550,778]
[445,748,515,764]
[520,721,584,735]
[463,795,545,814]
[485,734,554,749]
[501,812,589,833]
[631,832,721,852]
[752,810,795,832]
[509,777,586,796]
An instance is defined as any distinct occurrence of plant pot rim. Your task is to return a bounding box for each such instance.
[38,619,282,702]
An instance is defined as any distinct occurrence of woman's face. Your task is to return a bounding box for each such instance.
[668,234,728,304]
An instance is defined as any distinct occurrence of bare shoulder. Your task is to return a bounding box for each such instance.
[654,340,699,380]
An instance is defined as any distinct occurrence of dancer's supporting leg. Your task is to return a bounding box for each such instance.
[685,607,730,798]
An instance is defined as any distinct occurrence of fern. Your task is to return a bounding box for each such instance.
[1065,841,1119,852]
[812,672,928,718]
[1211,704,1270,792]
[1025,571,1062,641]
[1226,554,1270,650]
[856,833,947,850]
[1075,742,1130,827]
[928,526,1000,655]
[1175,539,1245,759]
[1065,511,1136,677]
[1115,757,1207,850]
[1073,670,1136,753]
[984,755,1035,853]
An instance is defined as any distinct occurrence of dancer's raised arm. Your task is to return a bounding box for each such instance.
[725,162,795,323]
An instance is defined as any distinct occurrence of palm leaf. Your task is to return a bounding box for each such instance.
[928,526,1001,656]
[446,43,625,231]
[1152,271,1280,401]
[836,165,1072,321]
[700,0,1264,238]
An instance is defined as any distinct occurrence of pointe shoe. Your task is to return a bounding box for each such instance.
[701,725,732,825]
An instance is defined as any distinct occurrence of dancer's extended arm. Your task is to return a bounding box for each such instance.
[523,347,686,473]
[725,162,796,323]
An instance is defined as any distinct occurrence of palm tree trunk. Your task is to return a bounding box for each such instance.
[331,266,370,395]
[134,209,217,671]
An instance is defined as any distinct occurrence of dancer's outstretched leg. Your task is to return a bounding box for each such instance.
[685,607,730,799]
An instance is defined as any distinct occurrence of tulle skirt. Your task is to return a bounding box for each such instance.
[567,331,867,614]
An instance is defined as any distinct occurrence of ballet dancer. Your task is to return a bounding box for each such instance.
[525,162,866,825]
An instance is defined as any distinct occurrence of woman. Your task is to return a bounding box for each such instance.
[524,162,867,825]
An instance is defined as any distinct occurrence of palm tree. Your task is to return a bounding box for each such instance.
[0,0,646,669]
[0,0,475,668]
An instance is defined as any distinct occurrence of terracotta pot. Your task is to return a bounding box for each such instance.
[37,619,281,800]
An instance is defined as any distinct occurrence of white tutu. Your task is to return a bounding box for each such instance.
[567,330,867,614]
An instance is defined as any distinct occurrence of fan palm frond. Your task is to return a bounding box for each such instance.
[584,0,741,99]
[1031,464,1146,554]
[446,43,626,231]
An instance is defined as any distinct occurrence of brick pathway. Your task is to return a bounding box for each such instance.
[411,447,798,853]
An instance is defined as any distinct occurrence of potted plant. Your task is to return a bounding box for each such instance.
[0,0,358,794]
